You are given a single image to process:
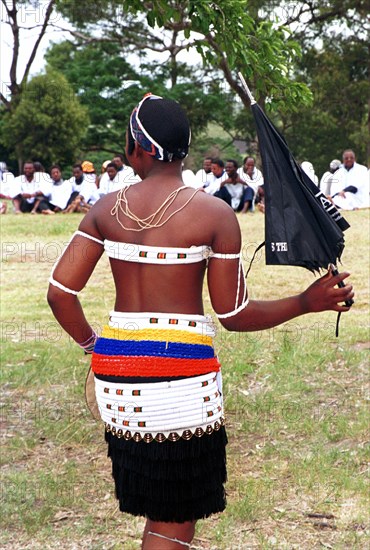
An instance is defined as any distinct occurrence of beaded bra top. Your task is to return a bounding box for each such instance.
[66,231,239,264]
[49,230,248,319]
[104,239,239,264]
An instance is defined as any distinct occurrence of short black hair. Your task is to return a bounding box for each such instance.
[106,162,118,170]
[226,159,238,169]
[211,158,224,168]
[50,164,62,172]
[73,163,83,170]
[33,161,45,172]
[113,153,124,161]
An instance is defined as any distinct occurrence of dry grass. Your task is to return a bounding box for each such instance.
[1,208,369,549]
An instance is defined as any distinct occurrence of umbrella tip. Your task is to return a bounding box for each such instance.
[238,72,256,105]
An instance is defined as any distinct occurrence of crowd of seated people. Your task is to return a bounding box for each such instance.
[1,148,368,215]
[0,155,140,215]
[186,149,369,213]
[186,156,265,214]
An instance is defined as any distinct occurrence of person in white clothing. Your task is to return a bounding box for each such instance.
[329,150,369,210]
[237,156,264,213]
[65,164,99,213]
[0,162,15,213]
[98,162,122,196]
[182,166,197,188]
[77,164,98,202]
[301,161,319,186]
[195,157,213,189]
[204,159,229,198]
[320,159,341,195]
[223,159,246,211]
[113,154,141,186]
[38,165,73,214]
[12,161,47,214]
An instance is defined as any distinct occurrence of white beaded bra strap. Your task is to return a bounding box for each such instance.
[49,230,104,294]
[210,252,250,319]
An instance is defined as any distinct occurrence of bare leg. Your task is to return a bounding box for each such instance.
[31,199,41,214]
[12,197,22,213]
[142,519,196,549]
[240,200,251,213]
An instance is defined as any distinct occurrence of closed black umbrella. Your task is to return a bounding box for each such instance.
[238,73,350,274]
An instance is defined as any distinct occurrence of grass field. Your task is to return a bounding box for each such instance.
[0,207,369,549]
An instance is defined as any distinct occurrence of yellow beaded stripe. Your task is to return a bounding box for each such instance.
[102,326,213,346]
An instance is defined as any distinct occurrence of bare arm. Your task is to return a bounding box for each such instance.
[47,209,104,346]
[207,207,354,332]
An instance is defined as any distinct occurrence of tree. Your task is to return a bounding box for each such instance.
[45,39,241,158]
[0,0,57,109]
[53,0,312,111]
[284,37,369,175]
[1,70,89,170]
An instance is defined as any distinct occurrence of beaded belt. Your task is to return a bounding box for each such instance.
[95,371,224,443]
[91,311,220,378]
[91,312,223,441]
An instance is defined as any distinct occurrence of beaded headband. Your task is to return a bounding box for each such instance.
[129,93,189,162]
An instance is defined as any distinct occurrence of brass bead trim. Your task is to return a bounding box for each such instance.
[105,417,225,443]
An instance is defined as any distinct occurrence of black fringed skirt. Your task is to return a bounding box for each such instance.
[105,423,227,523]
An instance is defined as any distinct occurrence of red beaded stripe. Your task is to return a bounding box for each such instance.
[91,354,220,377]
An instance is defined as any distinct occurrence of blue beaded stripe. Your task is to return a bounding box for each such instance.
[94,338,215,359]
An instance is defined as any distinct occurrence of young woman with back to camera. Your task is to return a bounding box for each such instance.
[47,94,354,549]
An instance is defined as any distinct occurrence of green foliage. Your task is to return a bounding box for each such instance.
[1,70,89,169]
[284,38,369,175]
[46,39,240,157]
[53,0,311,109]
[45,41,142,152]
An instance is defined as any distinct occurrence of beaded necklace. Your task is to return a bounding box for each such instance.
[111,185,200,231]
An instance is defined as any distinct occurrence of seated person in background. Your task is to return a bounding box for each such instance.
[11,161,47,214]
[81,160,99,187]
[223,159,246,211]
[182,165,197,187]
[329,149,369,210]
[38,165,73,215]
[98,162,121,196]
[204,159,228,200]
[98,160,111,186]
[255,184,265,213]
[0,162,15,213]
[33,161,53,191]
[301,161,319,186]
[320,159,341,195]
[66,163,100,213]
[195,157,213,188]
[237,156,263,213]
[113,153,141,186]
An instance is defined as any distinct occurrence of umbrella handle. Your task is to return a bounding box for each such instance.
[329,264,354,307]
[238,72,257,105]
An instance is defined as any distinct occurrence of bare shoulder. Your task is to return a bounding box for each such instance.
[192,191,241,253]
[78,193,117,238]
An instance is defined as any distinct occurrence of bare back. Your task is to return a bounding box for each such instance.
[77,180,241,315]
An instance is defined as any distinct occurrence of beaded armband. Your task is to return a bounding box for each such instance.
[211,252,250,319]
[49,230,104,294]
[78,331,98,354]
